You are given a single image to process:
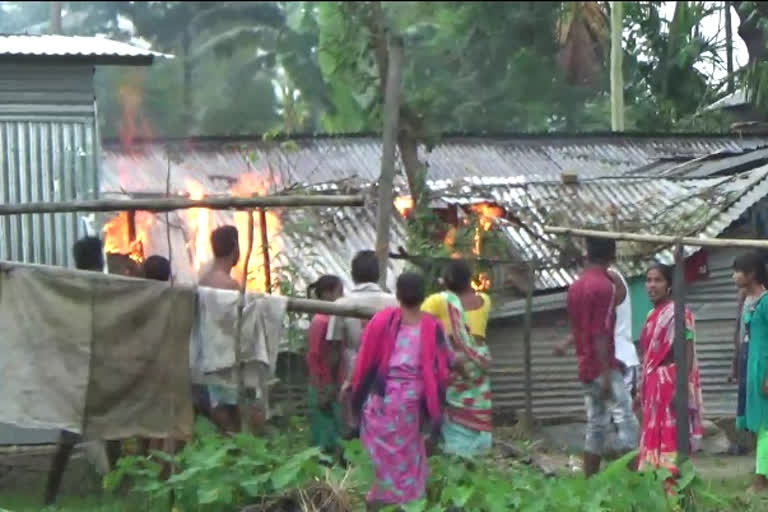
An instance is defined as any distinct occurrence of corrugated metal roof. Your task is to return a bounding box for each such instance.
[0,35,171,64]
[101,134,768,184]
[99,142,768,294]
[440,167,768,289]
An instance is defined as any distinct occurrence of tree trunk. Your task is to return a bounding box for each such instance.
[610,1,624,131]
[50,1,62,34]
[181,28,193,134]
[375,36,403,289]
[725,1,735,93]
[733,1,768,64]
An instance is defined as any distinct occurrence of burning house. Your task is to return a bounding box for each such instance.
[99,134,768,422]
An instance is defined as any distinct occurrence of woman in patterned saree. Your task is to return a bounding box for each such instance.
[422,259,493,458]
[351,272,452,509]
[637,263,704,480]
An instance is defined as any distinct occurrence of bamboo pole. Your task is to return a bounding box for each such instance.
[544,226,768,249]
[672,244,690,463]
[235,211,255,433]
[522,264,535,433]
[258,209,272,294]
[0,260,379,318]
[375,34,403,289]
[0,195,365,215]
[610,1,625,132]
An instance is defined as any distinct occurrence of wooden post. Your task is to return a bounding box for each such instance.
[610,1,625,131]
[127,211,137,243]
[50,1,62,34]
[522,264,536,432]
[673,243,690,462]
[725,1,734,93]
[235,211,255,433]
[375,34,403,289]
[258,209,272,294]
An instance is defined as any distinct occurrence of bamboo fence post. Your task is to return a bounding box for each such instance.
[522,263,536,433]
[673,243,690,462]
[235,211,255,433]
[0,195,365,215]
[258,209,272,294]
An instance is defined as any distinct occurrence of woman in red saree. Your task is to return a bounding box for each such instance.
[637,264,704,478]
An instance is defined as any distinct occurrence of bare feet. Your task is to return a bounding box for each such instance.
[748,475,768,495]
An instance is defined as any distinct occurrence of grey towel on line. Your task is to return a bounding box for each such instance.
[0,262,196,440]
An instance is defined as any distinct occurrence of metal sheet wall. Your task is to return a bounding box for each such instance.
[0,64,99,268]
[488,247,742,420]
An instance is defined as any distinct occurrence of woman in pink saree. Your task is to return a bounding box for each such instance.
[351,272,452,509]
[637,264,704,480]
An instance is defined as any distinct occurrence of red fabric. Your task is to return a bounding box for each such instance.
[567,267,618,382]
[351,307,451,425]
[638,300,704,473]
[306,314,338,389]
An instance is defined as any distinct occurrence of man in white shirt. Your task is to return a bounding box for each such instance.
[555,267,640,419]
[326,250,398,437]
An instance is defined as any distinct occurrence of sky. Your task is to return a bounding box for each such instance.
[659,1,748,83]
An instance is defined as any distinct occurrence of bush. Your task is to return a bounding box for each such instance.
[105,418,748,512]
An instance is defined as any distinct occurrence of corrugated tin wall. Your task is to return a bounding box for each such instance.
[488,248,742,420]
[686,247,741,417]
[0,64,99,267]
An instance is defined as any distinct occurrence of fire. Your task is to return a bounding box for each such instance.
[231,173,283,293]
[184,179,212,272]
[103,211,153,263]
[472,272,491,292]
[180,173,283,293]
[394,195,414,217]
[469,203,504,292]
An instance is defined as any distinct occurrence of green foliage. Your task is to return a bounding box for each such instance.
[105,417,372,512]
[105,422,754,512]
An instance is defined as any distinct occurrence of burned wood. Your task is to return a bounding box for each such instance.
[0,195,365,215]
[258,209,272,294]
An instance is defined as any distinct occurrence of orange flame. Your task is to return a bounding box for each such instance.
[394,195,414,217]
[102,211,154,263]
[470,203,504,292]
[184,179,213,273]
[230,173,283,293]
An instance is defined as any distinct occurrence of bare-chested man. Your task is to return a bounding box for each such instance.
[197,226,241,432]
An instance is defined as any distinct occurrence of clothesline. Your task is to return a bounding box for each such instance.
[0,260,377,320]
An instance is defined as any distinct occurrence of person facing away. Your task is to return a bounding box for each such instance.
[566,236,638,478]
[326,250,398,437]
[636,264,703,489]
[144,255,171,282]
[732,251,768,493]
[422,259,493,458]
[197,225,247,434]
[73,236,105,272]
[46,237,106,505]
[199,225,240,291]
[555,265,640,451]
[351,272,452,509]
[305,275,345,455]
